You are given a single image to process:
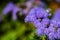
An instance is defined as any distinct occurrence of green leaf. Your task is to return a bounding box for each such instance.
[1,31,17,40]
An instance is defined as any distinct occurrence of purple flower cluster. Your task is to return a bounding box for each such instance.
[2,2,20,20]
[2,0,46,20]
[25,6,49,22]
[2,1,33,20]
[24,5,60,40]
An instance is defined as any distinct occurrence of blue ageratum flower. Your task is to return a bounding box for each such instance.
[33,18,50,29]
[33,15,50,28]
[3,2,15,15]
[12,6,20,20]
[24,7,37,22]
[25,14,36,22]
[48,32,55,40]
[44,28,50,35]
[57,28,60,39]
[50,20,58,28]
[3,2,20,20]
[36,27,45,36]
[50,8,60,27]
[33,20,41,28]
[48,28,60,40]
[41,18,50,27]
[36,7,49,19]
[25,6,49,23]
[52,8,60,22]
[24,4,50,38]
[48,26,56,33]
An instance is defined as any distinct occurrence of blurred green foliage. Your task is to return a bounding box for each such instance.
[0,20,36,40]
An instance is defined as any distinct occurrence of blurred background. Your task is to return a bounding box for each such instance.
[0,0,60,40]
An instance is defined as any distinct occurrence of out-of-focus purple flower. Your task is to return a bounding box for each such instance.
[42,18,50,24]
[25,6,49,22]
[33,20,41,28]
[25,14,36,22]
[41,18,50,27]
[24,6,50,37]
[48,26,56,33]
[49,20,60,39]
[44,28,50,35]
[57,28,60,32]
[54,33,58,39]
[33,18,50,28]
[3,2,15,15]
[48,32,55,40]
[3,2,20,20]
[36,7,49,18]
[12,6,20,20]
[24,7,36,22]
[36,27,45,36]
[50,20,58,27]
[57,28,60,39]
[50,8,60,27]
[52,8,60,21]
